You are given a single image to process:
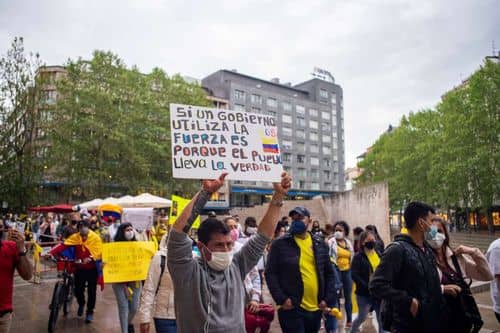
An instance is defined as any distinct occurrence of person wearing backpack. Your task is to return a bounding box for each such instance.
[428,218,492,333]
[139,233,176,333]
[369,202,446,333]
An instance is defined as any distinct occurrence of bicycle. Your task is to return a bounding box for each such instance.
[47,257,79,333]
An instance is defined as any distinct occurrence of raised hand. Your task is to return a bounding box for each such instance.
[202,173,228,193]
[273,172,292,196]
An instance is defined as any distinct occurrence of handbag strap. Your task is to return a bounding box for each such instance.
[450,253,472,289]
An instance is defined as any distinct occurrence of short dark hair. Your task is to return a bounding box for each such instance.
[198,218,230,245]
[404,201,435,229]
[333,220,350,237]
[245,216,257,226]
[353,226,364,236]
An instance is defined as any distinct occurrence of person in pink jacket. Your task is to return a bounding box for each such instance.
[429,217,492,333]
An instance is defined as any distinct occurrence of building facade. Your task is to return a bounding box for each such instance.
[202,69,345,207]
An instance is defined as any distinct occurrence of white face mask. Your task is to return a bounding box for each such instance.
[207,251,233,271]
[334,231,344,240]
[427,232,446,249]
[125,230,135,240]
[246,227,258,235]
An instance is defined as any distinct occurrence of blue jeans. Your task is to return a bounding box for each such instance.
[112,282,142,333]
[324,299,340,332]
[154,318,177,333]
[350,295,388,333]
[340,269,353,323]
[278,307,322,333]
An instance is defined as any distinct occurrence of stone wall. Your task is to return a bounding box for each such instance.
[323,182,390,244]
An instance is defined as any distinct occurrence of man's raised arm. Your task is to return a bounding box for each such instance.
[257,172,292,238]
[171,173,228,234]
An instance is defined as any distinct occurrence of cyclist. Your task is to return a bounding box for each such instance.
[49,220,103,323]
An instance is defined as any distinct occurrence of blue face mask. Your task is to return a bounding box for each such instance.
[424,224,438,241]
[289,219,307,235]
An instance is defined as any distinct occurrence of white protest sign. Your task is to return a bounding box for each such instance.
[170,103,283,182]
[122,208,154,231]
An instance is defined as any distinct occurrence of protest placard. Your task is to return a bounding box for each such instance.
[122,207,154,231]
[169,195,201,229]
[170,103,283,182]
[102,241,156,283]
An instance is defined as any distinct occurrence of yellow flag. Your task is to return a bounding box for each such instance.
[170,195,201,229]
[102,241,156,283]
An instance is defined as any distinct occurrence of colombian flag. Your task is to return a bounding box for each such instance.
[262,136,279,154]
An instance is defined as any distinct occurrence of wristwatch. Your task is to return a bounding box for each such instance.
[270,199,284,207]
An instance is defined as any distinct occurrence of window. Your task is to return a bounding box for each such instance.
[332,117,337,126]
[323,158,331,167]
[297,155,305,163]
[282,127,292,136]
[309,169,319,178]
[296,105,305,115]
[297,168,306,177]
[310,144,319,153]
[310,120,318,129]
[323,170,331,180]
[282,102,292,111]
[324,182,332,190]
[284,166,291,173]
[310,132,318,141]
[267,97,277,108]
[298,180,306,189]
[332,141,338,149]
[234,104,245,111]
[311,182,320,190]
[296,116,306,127]
[234,89,245,100]
[322,146,331,154]
[43,90,56,104]
[251,94,262,104]
[321,111,331,120]
[310,157,319,166]
[320,89,328,99]
[331,94,337,104]
[282,139,292,149]
[251,107,261,114]
[322,135,331,143]
[266,110,277,117]
[322,122,331,131]
[309,109,318,117]
[282,114,292,123]
[297,142,305,152]
[283,153,292,162]
[296,129,305,139]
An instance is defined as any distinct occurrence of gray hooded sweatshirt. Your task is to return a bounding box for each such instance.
[167,229,269,333]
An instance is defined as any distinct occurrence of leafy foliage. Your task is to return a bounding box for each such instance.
[358,59,499,230]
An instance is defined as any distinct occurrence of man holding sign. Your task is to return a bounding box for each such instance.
[167,172,291,333]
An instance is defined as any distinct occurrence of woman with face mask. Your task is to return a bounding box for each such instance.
[350,231,388,333]
[113,223,142,333]
[327,220,354,329]
[430,218,492,333]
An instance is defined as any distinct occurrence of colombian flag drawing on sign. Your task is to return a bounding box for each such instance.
[262,135,279,154]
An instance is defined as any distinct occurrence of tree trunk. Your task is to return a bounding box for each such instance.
[486,207,495,234]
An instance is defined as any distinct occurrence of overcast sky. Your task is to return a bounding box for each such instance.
[1,0,498,168]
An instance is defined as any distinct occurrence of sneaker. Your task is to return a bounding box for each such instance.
[128,324,135,333]
[77,305,84,317]
[85,313,93,323]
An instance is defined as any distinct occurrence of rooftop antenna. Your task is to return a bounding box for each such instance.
[492,40,497,56]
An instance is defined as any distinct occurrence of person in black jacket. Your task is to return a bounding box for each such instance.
[369,201,446,333]
[265,206,337,333]
[350,231,388,333]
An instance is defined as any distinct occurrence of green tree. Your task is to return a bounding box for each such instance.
[0,37,45,210]
[48,51,210,201]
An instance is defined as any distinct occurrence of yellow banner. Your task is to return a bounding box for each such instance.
[169,195,201,229]
[102,241,156,283]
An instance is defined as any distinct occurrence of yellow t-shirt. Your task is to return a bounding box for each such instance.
[366,250,380,272]
[294,234,319,311]
[337,245,351,271]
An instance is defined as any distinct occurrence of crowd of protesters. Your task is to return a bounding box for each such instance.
[1,173,500,333]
